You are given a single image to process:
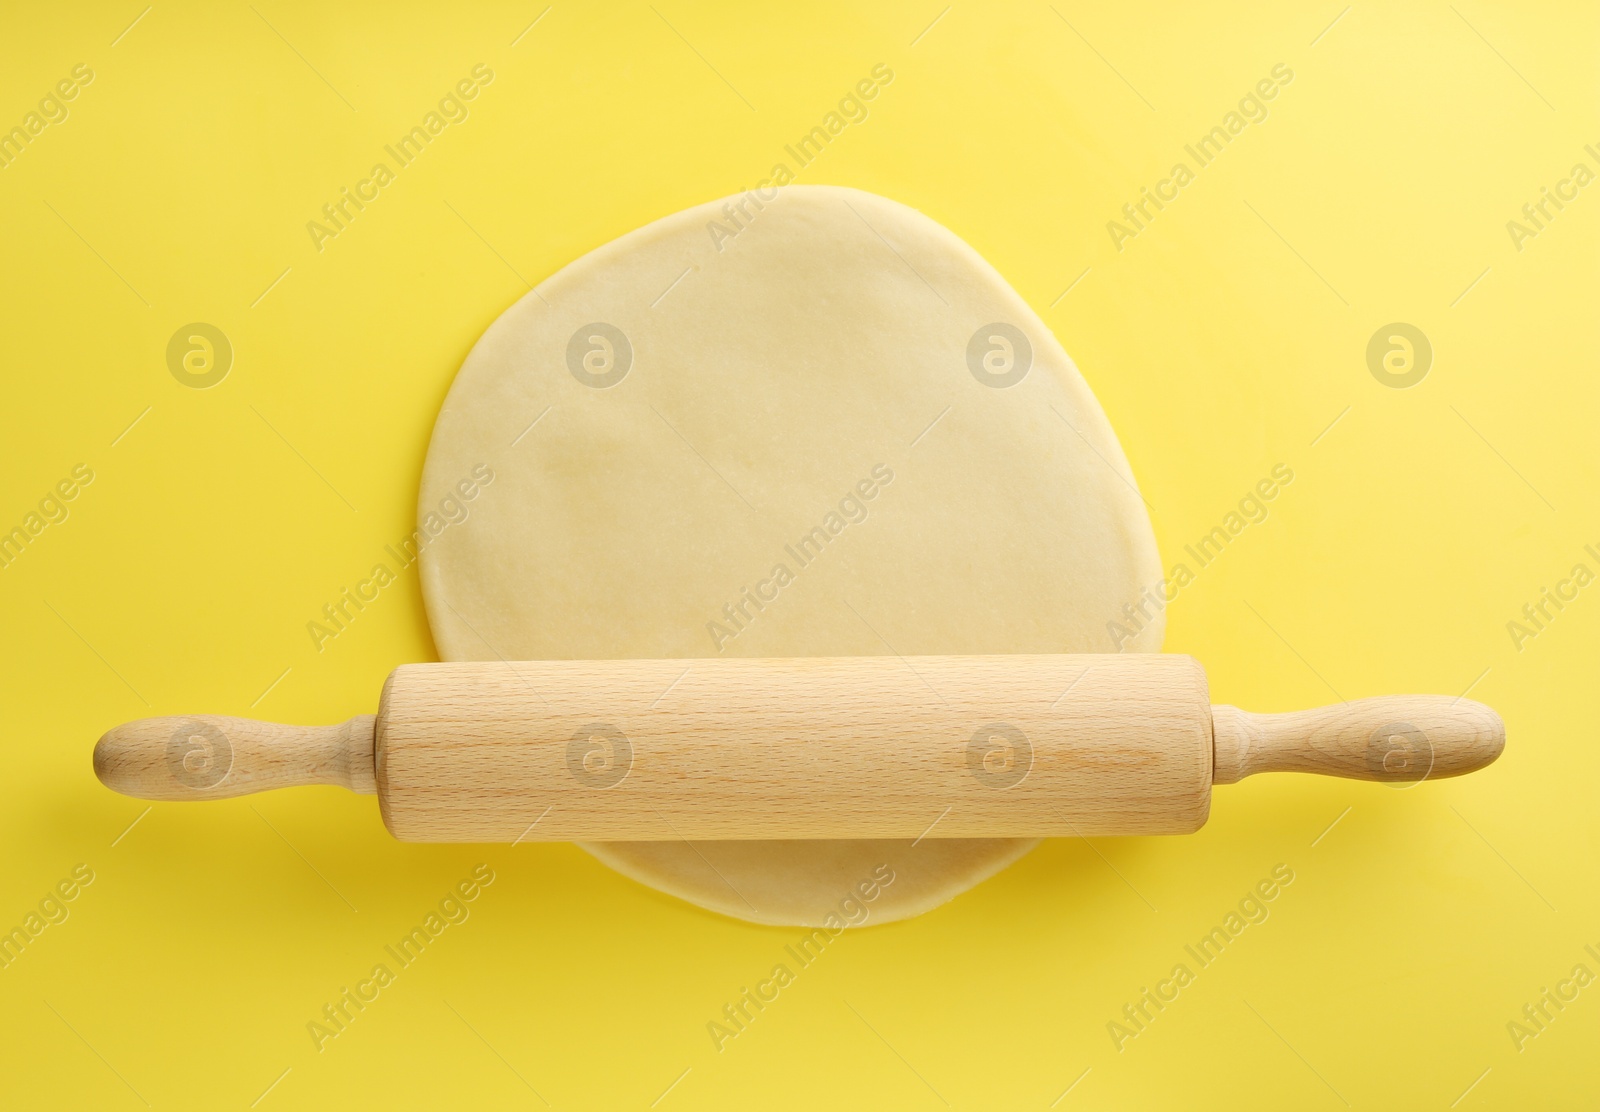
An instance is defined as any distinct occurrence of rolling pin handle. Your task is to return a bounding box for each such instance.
[1211,696,1504,785]
[93,714,377,801]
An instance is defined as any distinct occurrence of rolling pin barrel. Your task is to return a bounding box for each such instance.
[91,654,1504,841]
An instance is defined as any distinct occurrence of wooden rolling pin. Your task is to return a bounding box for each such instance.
[93,654,1503,841]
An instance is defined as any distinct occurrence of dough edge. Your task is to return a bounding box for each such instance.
[417,184,1164,927]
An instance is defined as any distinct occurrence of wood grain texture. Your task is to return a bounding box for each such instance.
[1210,696,1503,784]
[374,654,1215,842]
[92,656,1506,839]
[94,714,376,801]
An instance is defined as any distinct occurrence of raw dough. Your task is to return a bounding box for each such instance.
[418,185,1162,926]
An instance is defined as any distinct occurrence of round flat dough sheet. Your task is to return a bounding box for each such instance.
[419,185,1162,926]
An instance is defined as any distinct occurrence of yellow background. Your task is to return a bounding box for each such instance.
[2,1,1596,1107]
